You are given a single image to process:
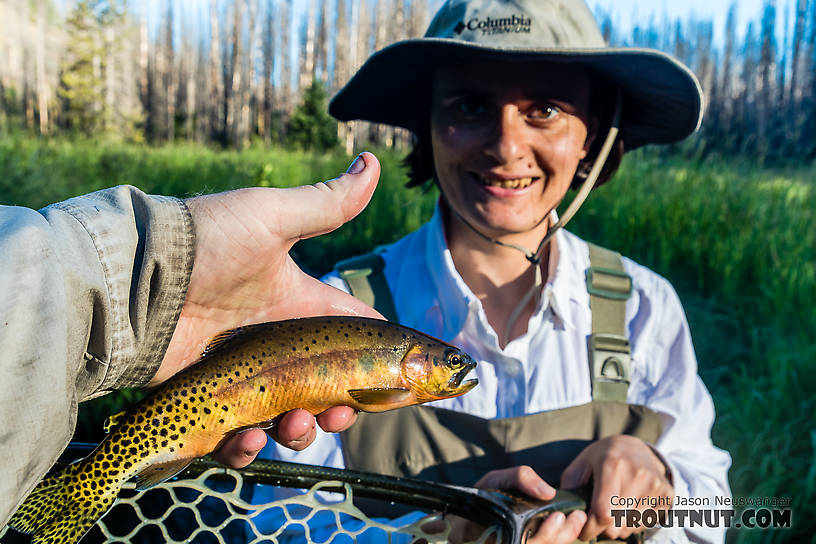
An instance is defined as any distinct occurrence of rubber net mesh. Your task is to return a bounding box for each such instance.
[2,466,501,543]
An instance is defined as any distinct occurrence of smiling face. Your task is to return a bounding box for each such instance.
[430,61,594,240]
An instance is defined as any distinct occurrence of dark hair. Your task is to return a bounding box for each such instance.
[403,73,624,191]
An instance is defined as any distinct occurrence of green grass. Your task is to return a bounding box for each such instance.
[1,135,813,542]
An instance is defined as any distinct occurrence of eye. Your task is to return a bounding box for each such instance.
[529,104,560,121]
[447,353,462,367]
[452,98,487,120]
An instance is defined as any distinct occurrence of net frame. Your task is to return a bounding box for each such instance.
[1,442,588,544]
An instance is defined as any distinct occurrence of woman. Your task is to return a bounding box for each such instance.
[260,0,731,542]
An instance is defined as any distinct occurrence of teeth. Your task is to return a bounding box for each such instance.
[479,176,535,189]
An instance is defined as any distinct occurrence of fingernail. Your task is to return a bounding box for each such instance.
[536,483,553,498]
[346,154,365,174]
[551,512,565,527]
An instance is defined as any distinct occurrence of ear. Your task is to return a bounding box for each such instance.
[580,116,599,159]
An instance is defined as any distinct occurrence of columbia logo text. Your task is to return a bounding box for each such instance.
[456,14,532,35]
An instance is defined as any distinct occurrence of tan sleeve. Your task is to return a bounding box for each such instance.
[0,185,194,525]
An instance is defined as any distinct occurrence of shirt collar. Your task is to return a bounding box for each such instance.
[424,204,585,337]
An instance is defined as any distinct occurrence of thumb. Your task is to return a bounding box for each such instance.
[275,152,380,244]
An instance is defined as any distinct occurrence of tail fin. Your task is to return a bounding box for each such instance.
[8,463,118,544]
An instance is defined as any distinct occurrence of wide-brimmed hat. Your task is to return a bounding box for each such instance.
[329,0,704,150]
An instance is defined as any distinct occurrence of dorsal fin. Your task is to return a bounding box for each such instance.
[103,410,127,434]
[202,328,242,355]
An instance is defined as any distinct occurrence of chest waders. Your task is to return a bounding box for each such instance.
[335,245,664,543]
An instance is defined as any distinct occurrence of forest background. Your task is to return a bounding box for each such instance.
[0,1,814,543]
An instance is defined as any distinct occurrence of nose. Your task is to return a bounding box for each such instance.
[483,105,527,164]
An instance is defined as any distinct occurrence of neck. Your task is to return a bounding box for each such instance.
[443,205,552,347]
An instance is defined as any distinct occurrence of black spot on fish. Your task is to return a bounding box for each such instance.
[219,418,225,424]
[174,415,181,422]
[192,407,198,414]
[259,385,266,393]
[228,377,234,383]
[161,440,168,447]
[190,419,196,426]
[203,407,211,414]
[129,447,138,456]
[160,429,168,437]
[221,405,228,412]
[170,434,178,441]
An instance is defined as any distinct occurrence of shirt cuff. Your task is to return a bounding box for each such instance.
[52,186,195,396]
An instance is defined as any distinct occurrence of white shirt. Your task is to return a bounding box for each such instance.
[259,205,731,543]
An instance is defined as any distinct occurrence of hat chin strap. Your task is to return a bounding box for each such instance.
[446,93,622,343]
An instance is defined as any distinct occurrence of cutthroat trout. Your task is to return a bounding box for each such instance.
[9,316,478,544]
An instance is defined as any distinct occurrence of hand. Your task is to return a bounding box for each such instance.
[150,152,383,467]
[561,435,674,541]
[438,466,586,544]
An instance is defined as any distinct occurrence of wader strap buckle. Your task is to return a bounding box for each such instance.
[588,333,631,403]
[586,266,633,300]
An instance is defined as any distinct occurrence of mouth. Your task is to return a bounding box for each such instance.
[474,173,539,190]
[448,361,478,394]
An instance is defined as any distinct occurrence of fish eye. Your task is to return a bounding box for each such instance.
[447,353,462,367]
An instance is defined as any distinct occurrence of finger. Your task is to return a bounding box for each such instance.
[211,429,268,468]
[270,409,317,451]
[560,453,589,489]
[316,406,358,433]
[289,273,385,320]
[273,152,381,244]
[580,475,618,541]
[528,510,587,544]
[475,466,555,501]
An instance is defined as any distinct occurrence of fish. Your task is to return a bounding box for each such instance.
[8,316,478,544]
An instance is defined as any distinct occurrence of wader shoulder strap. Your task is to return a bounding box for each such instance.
[334,252,399,322]
[586,243,633,403]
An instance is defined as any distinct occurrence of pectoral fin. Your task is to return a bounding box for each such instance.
[347,388,412,410]
[136,458,194,491]
[103,410,127,434]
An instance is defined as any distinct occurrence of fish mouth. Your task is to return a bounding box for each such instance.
[448,360,478,394]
